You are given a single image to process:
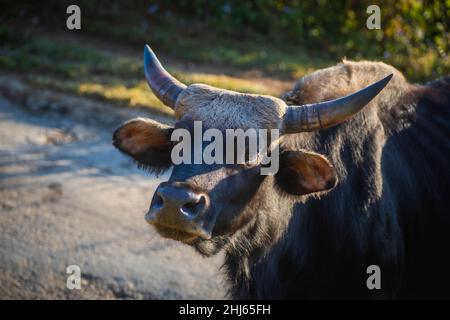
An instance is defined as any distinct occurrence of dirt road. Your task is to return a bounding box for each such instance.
[0,80,225,299]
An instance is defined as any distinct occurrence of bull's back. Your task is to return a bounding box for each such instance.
[382,76,450,298]
[282,62,450,298]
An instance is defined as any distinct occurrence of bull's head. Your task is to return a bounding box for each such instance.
[113,45,392,255]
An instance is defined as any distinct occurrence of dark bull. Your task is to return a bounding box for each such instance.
[113,45,450,298]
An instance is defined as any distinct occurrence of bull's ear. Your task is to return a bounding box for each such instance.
[276,150,337,195]
[113,117,173,171]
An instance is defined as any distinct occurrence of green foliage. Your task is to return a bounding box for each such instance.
[154,0,449,80]
[0,0,448,81]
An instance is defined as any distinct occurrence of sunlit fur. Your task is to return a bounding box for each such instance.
[175,83,286,131]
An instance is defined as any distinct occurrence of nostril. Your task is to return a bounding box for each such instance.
[181,194,206,218]
[197,194,206,207]
[151,193,164,210]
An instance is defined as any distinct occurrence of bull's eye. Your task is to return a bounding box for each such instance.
[231,144,259,166]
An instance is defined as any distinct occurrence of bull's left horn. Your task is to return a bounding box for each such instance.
[144,44,186,109]
[282,74,393,133]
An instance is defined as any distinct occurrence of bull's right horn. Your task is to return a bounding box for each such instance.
[282,74,393,133]
[144,44,186,109]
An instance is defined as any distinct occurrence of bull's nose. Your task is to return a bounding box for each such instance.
[146,183,211,239]
[154,184,207,218]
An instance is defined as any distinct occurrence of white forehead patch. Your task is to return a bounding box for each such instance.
[174,84,287,130]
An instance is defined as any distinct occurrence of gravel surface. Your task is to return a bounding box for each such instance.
[0,89,226,299]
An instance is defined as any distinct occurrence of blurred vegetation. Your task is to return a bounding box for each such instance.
[0,27,282,115]
[0,0,448,113]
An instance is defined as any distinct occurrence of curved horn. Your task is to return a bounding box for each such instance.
[282,74,393,133]
[144,44,186,109]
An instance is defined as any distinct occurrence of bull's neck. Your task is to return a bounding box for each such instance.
[224,177,293,296]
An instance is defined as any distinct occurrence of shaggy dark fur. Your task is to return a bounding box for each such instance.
[223,61,450,299]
